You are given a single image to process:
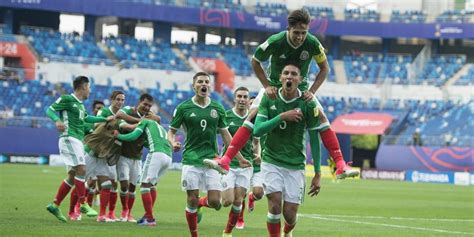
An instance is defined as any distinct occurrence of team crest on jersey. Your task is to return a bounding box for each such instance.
[314,107,319,117]
[300,50,309,60]
[210,109,218,118]
[182,180,187,188]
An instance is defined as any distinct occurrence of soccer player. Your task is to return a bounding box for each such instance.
[116,93,155,222]
[220,87,259,236]
[45,76,114,222]
[68,100,105,221]
[167,72,250,237]
[253,64,322,237]
[114,118,172,226]
[214,8,358,179]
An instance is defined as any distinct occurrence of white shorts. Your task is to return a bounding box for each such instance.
[181,165,222,192]
[85,153,117,180]
[251,171,264,188]
[262,162,305,204]
[140,152,172,185]
[250,88,324,112]
[222,167,253,191]
[59,136,86,167]
[117,156,142,185]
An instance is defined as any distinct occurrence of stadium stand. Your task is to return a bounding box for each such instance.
[455,65,474,85]
[21,27,114,66]
[105,36,189,71]
[306,6,335,20]
[419,55,465,86]
[436,10,474,23]
[391,10,427,23]
[255,2,288,17]
[345,8,380,22]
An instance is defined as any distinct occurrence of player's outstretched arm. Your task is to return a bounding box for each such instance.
[251,58,277,99]
[308,59,329,95]
[116,128,144,142]
[116,110,141,124]
[308,129,322,197]
[85,115,112,123]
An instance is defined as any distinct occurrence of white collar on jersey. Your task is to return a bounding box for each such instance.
[232,108,248,119]
[108,106,117,116]
[286,31,304,50]
[278,88,301,104]
[192,96,211,109]
[71,93,82,103]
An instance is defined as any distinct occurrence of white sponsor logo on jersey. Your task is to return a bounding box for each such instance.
[270,105,277,110]
[229,122,235,126]
[190,112,196,117]
[279,54,286,59]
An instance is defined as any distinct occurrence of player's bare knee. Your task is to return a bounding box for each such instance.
[222,199,233,207]
[207,198,221,209]
[120,181,129,192]
[129,183,136,192]
[75,165,86,176]
[232,199,243,207]
[253,189,264,200]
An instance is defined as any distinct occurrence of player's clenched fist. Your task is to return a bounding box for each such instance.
[55,121,65,132]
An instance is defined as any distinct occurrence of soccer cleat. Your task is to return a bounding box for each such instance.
[46,203,67,222]
[222,232,232,237]
[96,215,113,223]
[80,203,98,217]
[335,161,359,179]
[107,211,118,222]
[120,210,129,222]
[127,214,137,223]
[248,194,255,213]
[203,157,229,175]
[235,219,245,229]
[197,207,203,224]
[68,212,82,221]
[137,216,156,226]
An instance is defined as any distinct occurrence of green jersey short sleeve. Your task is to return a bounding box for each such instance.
[257,90,320,170]
[253,31,327,91]
[170,98,227,167]
[223,109,254,168]
[97,106,115,118]
[48,94,87,141]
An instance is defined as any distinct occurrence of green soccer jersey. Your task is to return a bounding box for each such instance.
[223,109,254,169]
[257,89,320,170]
[48,94,89,141]
[84,123,94,135]
[253,31,327,91]
[97,106,117,118]
[118,119,172,157]
[170,98,227,167]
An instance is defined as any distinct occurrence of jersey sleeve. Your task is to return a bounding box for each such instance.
[97,108,106,118]
[306,101,321,130]
[217,105,228,129]
[313,38,327,64]
[253,39,274,63]
[169,104,184,130]
[118,120,147,141]
[49,95,70,112]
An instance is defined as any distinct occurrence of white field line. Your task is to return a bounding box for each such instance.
[299,214,474,236]
[299,213,474,222]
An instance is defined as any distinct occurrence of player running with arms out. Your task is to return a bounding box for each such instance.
[211,8,358,179]
[220,87,260,236]
[114,118,172,226]
[254,64,322,237]
[45,76,114,222]
[167,72,250,237]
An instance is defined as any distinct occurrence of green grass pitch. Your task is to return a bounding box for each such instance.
[0,164,473,236]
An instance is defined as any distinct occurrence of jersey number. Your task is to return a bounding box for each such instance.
[157,126,167,139]
[200,119,207,131]
[79,110,85,120]
[279,121,287,130]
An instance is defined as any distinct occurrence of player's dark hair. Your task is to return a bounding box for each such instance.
[139,93,154,102]
[288,8,311,28]
[283,61,302,73]
[250,96,256,100]
[73,76,89,90]
[92,100,104,109]
[234,86,249,96]
[192,71,210,81]
[110,90,125,100]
